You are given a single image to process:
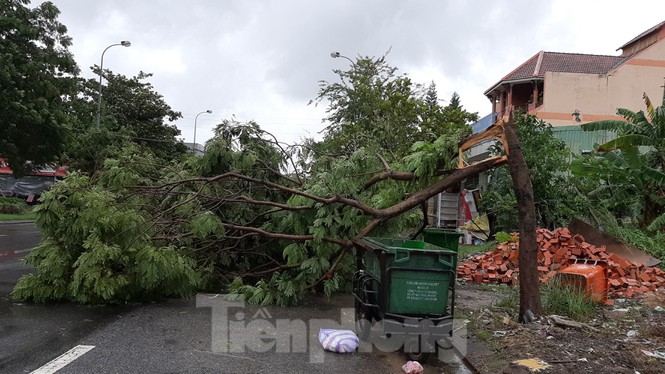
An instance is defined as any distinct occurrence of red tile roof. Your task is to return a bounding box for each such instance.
[485,51,625,95]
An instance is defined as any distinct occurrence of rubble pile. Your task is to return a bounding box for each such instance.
[457,227,665,298]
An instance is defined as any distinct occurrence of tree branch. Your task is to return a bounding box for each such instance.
[222,223,352,247]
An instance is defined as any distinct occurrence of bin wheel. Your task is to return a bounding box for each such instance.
[354,298,372,341]
[403,338,434,362]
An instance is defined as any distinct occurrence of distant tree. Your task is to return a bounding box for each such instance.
[314,54,425,161]
[420,91,478,142]
[0,0,79,176]
[448,91,461,109]
[424,81,439,111]
[314,56,476,162]
[102,71,186,160]
[64,71,187,174]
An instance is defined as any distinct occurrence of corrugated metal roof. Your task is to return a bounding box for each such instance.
[471,113,497,134]
[551,125,614,155]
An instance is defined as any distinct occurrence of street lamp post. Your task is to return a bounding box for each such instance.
[193,110,213,153]
[96,40,131,129]
[330,51,354,65]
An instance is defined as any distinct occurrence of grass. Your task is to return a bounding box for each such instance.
[458,240,496,258]
[0,197,36,221]
[479,280,597,322]
[0,212,37,221]
[495,285,520,312]
[542,278,597,321]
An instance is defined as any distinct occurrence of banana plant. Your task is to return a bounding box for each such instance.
[574,93,665,229]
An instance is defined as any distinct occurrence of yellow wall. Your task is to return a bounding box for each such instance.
[533,39,665,127]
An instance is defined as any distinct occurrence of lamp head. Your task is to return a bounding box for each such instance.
[330,51,341,58]
[572,109,581,122]
[121,40,131,47]
[206,110,212,114]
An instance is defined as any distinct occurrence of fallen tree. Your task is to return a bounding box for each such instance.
[14,117,542,318]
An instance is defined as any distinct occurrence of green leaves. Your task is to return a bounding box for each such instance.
[191,211,225,238]
[12,165,203,304]
[313,55,473,162]
[575,95,665,229]
[481,113,579,231]
[0,0,79,176]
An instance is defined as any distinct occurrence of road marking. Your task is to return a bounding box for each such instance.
[30,345,95,374]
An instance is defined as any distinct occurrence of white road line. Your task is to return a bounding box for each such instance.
[30,345,95,374]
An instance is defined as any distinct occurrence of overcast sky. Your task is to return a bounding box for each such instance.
[49,0,664,146]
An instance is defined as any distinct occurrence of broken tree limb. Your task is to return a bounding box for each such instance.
[548,315,599,332]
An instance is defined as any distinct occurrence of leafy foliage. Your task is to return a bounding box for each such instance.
[480,113,588,231]
[573,94,665,229]
[12,152,204,304]
[494,231,518,243]
[313,55,476,162]
[13,49,476,306]
[0,196,30,214]
[0,0,79,176]
[63,71,187,175]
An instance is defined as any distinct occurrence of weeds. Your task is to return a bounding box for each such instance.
[542,278,597,321]
[495,285,519,313]
[458,241,497,258]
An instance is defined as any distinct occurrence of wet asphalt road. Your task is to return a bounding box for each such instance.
[0,222,126,372]
[0,222,471,373]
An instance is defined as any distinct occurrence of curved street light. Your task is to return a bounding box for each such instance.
[193,110,213,153]
[330,51,354,65]
[96,40,131,129]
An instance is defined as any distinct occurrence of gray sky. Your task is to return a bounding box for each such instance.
[49,0,664,146]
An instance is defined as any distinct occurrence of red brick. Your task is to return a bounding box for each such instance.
[609,279,622,287]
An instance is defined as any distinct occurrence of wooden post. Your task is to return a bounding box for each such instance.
[503,114,543,321]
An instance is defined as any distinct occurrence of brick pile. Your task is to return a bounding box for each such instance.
[457,227,665,298]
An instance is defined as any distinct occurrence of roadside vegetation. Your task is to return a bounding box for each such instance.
[0,197,36,221]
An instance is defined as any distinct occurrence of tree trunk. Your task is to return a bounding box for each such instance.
[503,115,543,321]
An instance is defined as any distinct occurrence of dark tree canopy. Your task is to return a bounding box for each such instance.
[0,0,79,176]
[64,71,187,174]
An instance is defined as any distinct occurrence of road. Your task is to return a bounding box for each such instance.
[0,222,472,373]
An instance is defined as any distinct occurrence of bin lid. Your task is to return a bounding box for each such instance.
[359,237,457,254]
[423,228,464,237]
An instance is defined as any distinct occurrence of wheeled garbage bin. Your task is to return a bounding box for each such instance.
[352,237,457,361]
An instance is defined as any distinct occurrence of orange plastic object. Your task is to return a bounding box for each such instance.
[557,259,608,303]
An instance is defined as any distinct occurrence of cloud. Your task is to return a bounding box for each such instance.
[48,0,665,146]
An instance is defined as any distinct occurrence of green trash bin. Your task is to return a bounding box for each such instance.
[422,229,463,252]
[358,237,456,315]
[423,229,463,269]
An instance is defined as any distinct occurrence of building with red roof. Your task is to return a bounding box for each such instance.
[484,20,665,126]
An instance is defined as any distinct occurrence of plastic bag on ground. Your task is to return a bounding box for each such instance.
[318,329,359,353]
[402,360,424,374]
